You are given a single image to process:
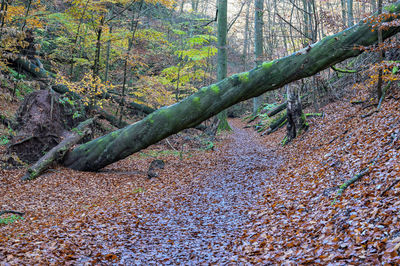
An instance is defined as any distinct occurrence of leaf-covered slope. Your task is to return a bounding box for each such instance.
[237,89,400,263]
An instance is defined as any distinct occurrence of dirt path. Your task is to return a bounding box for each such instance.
[0,120,281,264]
[103,120,281,264]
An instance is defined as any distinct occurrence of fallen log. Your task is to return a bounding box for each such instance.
[267,93,311,117]
[0,210,25,216]
[267,102,287,117]
[22,117,95,181]
[331,65,358,73]
[63,2,400,171]
[261,116,287,136]
[96,109,129,128]
[336,168,370,197]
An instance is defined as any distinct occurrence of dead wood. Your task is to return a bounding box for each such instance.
[0,210,25,216]
[22,117,96,181]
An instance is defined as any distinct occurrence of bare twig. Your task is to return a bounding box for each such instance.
[381,179,400,197]
[0,210,24,216]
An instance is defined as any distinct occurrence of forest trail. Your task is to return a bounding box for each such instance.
[101,120,282,264]
[0,119,282,264]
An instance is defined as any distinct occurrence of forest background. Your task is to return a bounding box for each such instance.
[1,0,400,264]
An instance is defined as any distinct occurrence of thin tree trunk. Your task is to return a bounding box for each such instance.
[70,0,91,78]
[377,0,383,100]
[253,0,264,114]
[371,0,377,12]
[21,0,32,31]
[0,0,7,35]
[119,0,144,126]
[242,1,251,72]
[286,85,305,143]
[341,0,347,28]
[104,24,112,82]
[216,0,231,131]
[302,0,309,43]
[347,0,354,27]
[104,6,114,82]
[92,19,104,78]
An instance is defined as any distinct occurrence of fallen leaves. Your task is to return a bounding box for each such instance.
[2,87,400,263]
[236,88,400,263]
[0,121,281,264]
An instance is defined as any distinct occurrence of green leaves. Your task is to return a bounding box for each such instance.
[0,215,23,225]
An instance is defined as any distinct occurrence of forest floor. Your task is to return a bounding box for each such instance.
[0,119,281,264]
[1,90,400,264]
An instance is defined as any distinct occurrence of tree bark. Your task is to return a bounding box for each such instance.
[286,86,306,143]
[216,0,231,131]
[341,0,347,28]
[347,0,354,27]
[377,0,384,100]
[242,1,251,71]
[253,0,264,114]
[63,3,400,171]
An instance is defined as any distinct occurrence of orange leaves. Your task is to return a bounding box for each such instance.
[237,89,400,263]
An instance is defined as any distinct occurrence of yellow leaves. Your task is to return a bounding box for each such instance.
[135,29,170,46]
[4,6,25,24]
[4,2,45,29]
[56,73,113,109]
[135,75,175,108]
[145,0,176,9]
[353,61,400,93]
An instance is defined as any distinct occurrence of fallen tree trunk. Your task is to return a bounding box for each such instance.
[267,102,287,117]
[261,116,287,136]
[95,109,129,128]
[0,210,24,216]
[22,118,95,180]
[267,92,311,117]
[64,3,400,171]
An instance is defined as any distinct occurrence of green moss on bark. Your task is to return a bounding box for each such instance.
[238,72,249,83]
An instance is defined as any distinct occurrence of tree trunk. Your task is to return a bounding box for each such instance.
[119,0,144,126]
[104,24,112,82]
[92,19,104,79]
[286,86,306,143]
[180,0,185,13]
[341,0,347,28]
[347,0,354,27]
[371,0,377,12]
[253,0,264,115]
[63,3,400,171]
[377,0,383,100]
[216,0,231,131]
[242,1,251,71]
[70,0,91,78]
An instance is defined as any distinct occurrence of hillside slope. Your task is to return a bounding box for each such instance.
[236,87,400,263]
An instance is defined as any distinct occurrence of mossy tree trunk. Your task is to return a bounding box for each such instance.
[63,2,400,171]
